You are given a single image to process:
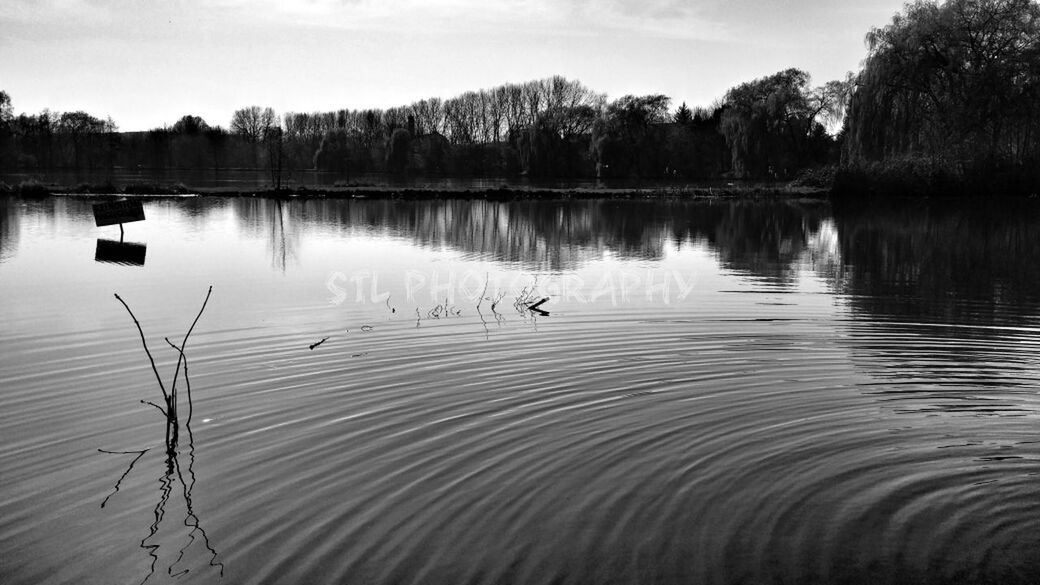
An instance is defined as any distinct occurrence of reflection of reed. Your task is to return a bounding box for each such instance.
[98,448,149,508]
[101,287,223,583]
[127,386,224,584]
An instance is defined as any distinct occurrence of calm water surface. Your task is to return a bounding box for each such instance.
[1,196,1038,585]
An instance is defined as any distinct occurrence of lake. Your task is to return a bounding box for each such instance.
[1,195,1038,585]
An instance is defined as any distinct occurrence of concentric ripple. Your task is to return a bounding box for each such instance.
[1,197,1039,585]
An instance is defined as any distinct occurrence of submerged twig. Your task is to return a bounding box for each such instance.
[490,291,506,313]
[528,297,549,311]
[513,276,541,314]
[420,297,462,321]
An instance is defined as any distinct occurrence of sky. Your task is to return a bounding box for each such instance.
[1,0,908,132]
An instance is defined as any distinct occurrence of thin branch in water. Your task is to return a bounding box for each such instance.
[168,286,213,405]
[114,293,169,406]
[477,272,489,310]
[140,400,167,417]
[490,291,506,313]
[164,337,195,425]
[477,303,489,340]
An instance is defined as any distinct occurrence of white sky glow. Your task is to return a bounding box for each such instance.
[1,0,908,131]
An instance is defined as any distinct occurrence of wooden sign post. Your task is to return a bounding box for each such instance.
[93,199,146,241]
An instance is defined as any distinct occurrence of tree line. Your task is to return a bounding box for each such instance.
[2,0,1037,194]
[0,72,845,183]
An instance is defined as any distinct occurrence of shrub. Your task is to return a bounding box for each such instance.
[17,179,49,197]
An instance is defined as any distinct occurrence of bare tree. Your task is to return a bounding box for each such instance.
[230,106,276,142]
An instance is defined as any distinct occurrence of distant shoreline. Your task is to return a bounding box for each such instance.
[2,181,831,201]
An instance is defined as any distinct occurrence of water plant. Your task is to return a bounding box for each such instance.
[114,286,212,450]
[102,286,223,583]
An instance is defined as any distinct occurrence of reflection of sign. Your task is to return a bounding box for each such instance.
[93,200,145,227]
[95,239,146,266]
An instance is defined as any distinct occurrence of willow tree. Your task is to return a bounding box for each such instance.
[845,0,1040,165]
[719,68,835,178]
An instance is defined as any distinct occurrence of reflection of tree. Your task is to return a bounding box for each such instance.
[233,199,299,272]
[270,198,829,277]
[830,200,1040,325]
[686,201,829,283]
[0,197,19,263]
[828,200,1040,398]
[172,197,227,222]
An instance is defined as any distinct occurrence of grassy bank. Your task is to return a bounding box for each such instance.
[0,179,830,201]
[832,159,1040,199]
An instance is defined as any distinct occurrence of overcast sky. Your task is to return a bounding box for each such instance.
[1,0,907,131]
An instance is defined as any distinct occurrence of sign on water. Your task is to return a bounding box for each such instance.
[93,199,145,227]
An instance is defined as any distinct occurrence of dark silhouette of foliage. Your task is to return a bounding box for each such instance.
[230,106,276,143]
[55,111,118,170]
[314,129,361,174]
[172,115,209,136]
[591,94,672,178]
[386,128,412,173]
[411,133,449,174]
[674,102,693,125]
[0,74,832,181]
[661,114,731,179]
[840,0,1040,196]
[204,126,229,169]
[846,0,1040,165]
[719,68,836,179]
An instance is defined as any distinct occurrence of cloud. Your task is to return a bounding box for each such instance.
[207,0,732,41]
[0,0,746,47]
